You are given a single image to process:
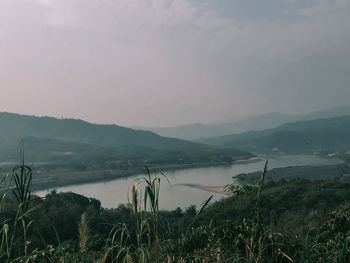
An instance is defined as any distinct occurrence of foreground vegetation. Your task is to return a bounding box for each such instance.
[1,160,350,262]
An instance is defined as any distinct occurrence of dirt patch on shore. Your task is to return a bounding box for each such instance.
[195,186,229,195]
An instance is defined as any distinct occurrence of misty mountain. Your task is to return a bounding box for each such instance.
[0,112,204,150]
[302,105,350,120]
[0,112,251,162]
[132,122,221,141]
[134,105,350,140]
[197,115,350,153]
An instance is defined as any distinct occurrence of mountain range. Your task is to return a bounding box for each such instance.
[197,115,350,154]
[0,112,250,163]
[1,105,350,163]
[133,105,350,140]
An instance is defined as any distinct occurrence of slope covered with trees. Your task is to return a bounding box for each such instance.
[2,162,350,262]
[0,112,252,164]
[136,105,350,140]
[198,115,350,154]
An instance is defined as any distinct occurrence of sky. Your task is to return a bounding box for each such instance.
[0,0,349,127]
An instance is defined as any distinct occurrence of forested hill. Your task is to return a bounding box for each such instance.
[135,105,350,140]
[0,112,209,150]
[197,115,350,153]
[0,112,252,162]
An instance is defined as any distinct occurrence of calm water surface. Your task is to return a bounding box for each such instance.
[35,155,342,210]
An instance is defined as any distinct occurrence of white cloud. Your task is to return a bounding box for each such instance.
[297,0,348,16]
[0,0,350,125]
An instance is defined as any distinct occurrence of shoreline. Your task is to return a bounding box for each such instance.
[195,185,229,195]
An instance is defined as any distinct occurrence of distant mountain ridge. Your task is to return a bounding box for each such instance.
[0,112,199,151]
[0,112,251,163]
[197,115,350,153]
[134,105,350,140]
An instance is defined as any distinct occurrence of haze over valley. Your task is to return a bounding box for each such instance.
[1,1,350,262]
[1,105,350,192]
[134,105,350,140]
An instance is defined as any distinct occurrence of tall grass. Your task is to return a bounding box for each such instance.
[1,156,350,262]
[103,166,167,262]
[79,212,90,253]
[0,143,36,261]
[0,173,10,262]
[0,145,61,262]
[102,166,214,263]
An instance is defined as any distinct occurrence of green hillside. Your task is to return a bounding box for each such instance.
[0,112,203,150]
[136,105,350,140]
[0,112,252,163]
[198,115,350,153]
[3,163,350,262]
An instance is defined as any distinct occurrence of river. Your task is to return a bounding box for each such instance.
[34,155,342,210]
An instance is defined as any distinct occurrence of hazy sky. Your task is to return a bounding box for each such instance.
[0,0,350,127]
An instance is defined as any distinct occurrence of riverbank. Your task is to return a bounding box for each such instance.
[178,183,229,195]
[235,162,348,184]
[195,185,229,195]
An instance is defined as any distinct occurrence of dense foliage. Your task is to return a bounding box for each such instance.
[199,115,350,154]
[0,112,252,163]
[1,164,350,262]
